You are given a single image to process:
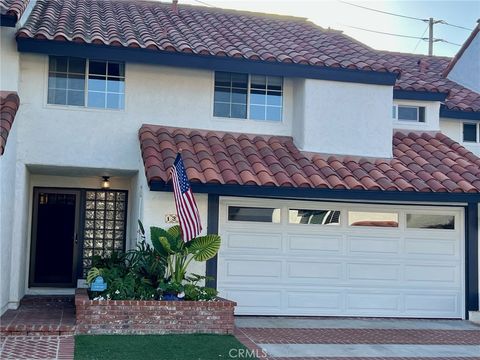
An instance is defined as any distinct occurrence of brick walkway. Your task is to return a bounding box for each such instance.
[235,317,480,359]
[0,296,75,359]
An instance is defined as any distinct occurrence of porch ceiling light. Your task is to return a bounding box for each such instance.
[101,176,110,189]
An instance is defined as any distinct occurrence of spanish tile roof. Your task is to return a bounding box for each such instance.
[139,125,480,193]
[17,0,400,73]
[0,0,30,21]
[381,51,480,113]
[0,91,20,155]
[16,0,480,113]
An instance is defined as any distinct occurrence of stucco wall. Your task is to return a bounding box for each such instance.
[440,117,480,156]
[294,79,393,158]
[448,31,480,93]
[0,27,19,91]
[393,99,441,132]
[0,124,19,314]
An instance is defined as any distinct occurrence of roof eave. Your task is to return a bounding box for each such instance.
[394,89,448,102]
[16,37,398,86]
[1,14,17,27]
[440,105,480,120]
[150,181,480,203]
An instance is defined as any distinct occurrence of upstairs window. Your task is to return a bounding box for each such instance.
[48,56,125,110]
[463,123,478,143]
[214,71,283,121]
[392,105,425,122]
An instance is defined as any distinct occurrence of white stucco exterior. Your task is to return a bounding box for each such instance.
[441,117,480,155]
[293,79,393,158]
[447,29,480,93]
[1,30,479,317]
[393,99,441,132]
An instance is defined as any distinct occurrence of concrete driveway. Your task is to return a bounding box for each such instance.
[234,317,480,359]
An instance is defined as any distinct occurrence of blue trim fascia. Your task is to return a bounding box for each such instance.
[205,194,219,290]
[16,38,398,86]
[466,203,479,315]
[440,105,480,121]
[0,15,16,27]
[150,181,480,203]
[393,90,447,102]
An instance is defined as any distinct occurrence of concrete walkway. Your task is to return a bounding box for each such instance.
[235,317,480,359]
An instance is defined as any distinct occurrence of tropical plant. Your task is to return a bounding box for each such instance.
[150,225,221,285]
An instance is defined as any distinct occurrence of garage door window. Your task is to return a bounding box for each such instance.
[289,209,340,225]
[406,214,455,229]
[348,211,399,227]
[228,206,280,223]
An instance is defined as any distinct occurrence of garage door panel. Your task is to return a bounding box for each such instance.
[223,289,282,310]
[405,238,458,257]
[404,294,459,315]
[225,231,282,251]
[347,263,399,281]
[287,234,343,253]
[287,261,342,281]
[224,259,282,279]
[287,292,342,310]
[404,264,459,284]
[218,199,464,318]
[346,293,400,312]
[347,236,400,255]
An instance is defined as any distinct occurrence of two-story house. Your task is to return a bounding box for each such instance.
[1,0,479,320]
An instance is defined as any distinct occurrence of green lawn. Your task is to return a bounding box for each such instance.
[74,334,258,360]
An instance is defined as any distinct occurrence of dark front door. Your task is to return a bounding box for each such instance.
[30,189,80,287]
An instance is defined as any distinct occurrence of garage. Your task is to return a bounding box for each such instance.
[217,198,465,318]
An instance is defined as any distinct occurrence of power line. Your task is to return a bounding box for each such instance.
[341,24,429,40]
[412,25,429,52]
[439,39,462,46]
[339,1,473,31]
[193,0,214,7]
[339,1,427,22]
[440,21,473,31]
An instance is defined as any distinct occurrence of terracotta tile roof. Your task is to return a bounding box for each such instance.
[16,0,479,113]
[0,91,20,155]
[381,51,480,113]
[139,125,480,193]
[0,0,30,21]
[17,0,400,74]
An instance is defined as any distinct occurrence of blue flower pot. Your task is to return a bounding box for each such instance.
[162,294,184,301]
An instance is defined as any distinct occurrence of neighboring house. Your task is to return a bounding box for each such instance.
[0,0,479,320]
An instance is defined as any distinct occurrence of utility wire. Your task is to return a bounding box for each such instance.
[339,1,427,22]
[412,25,429,52]
[341,24,429,40]
[340,1,473,31]
[439,39,462,46]
[193,0,214,7]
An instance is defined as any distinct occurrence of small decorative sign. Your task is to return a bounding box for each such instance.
[90,276,107,292]
[165,214,179,224]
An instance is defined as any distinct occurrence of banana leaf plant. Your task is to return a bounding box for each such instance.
[150,225,221,285]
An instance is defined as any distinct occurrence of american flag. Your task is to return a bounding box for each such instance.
[170,153,202,242]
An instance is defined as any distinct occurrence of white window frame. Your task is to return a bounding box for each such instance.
[392,104,425,122]
[213,71,284,122]
[46,56,126,111]
[462,122,479,143]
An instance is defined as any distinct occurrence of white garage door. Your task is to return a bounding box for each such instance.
[217,198,465,318]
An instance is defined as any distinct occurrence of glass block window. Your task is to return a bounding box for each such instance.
[83,190,127,275]
[88,61,125,109]
[47,56,125,110]
[213,71,283,121]
[214,71,248,118]
[249,75,283,121]
[48,56,86,106]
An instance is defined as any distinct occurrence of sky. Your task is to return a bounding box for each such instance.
[177,0,479,57]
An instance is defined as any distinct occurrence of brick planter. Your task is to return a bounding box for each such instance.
[75,288,236,335]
